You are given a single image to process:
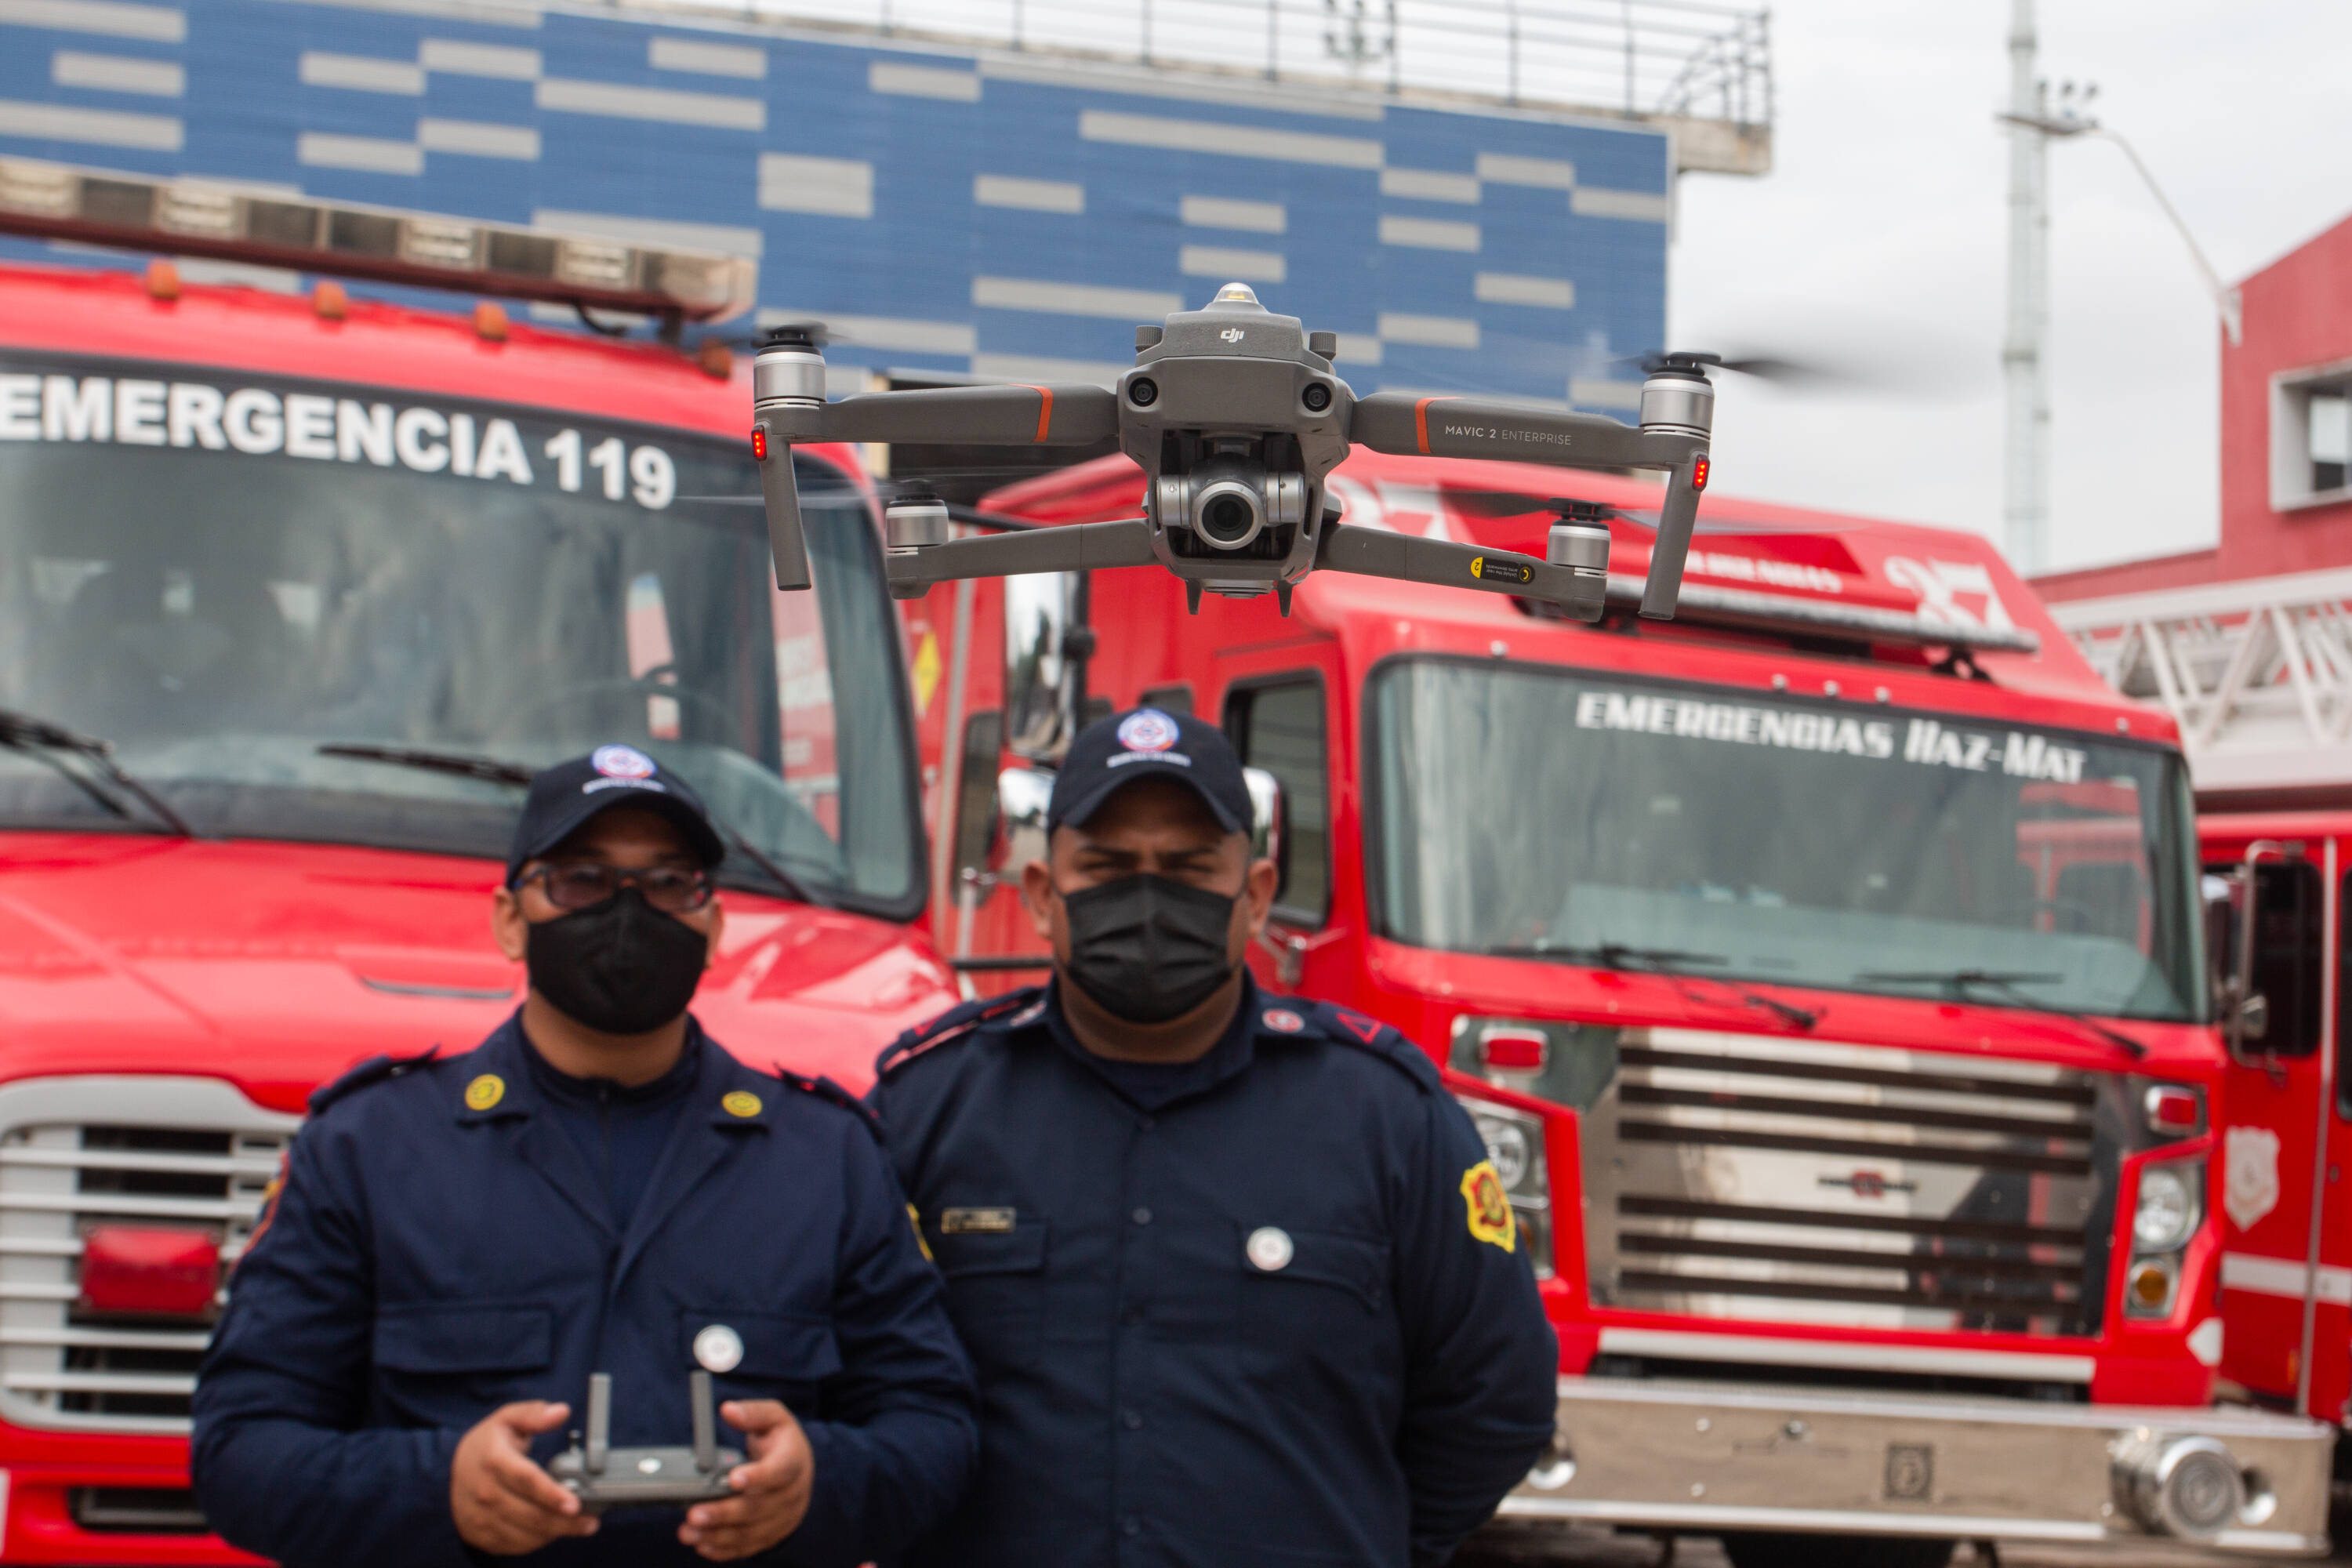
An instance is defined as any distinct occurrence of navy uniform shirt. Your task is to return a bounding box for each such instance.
[868,978,1559,1568]
[193,1014,976,1568]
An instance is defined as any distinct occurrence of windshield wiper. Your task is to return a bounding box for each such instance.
[1853,967,2147,1058]
[1487,942,1820,1029]
[0,706,194,836]
[316,743,826,907]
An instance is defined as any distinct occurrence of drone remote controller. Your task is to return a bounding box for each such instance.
[546,1370,743,1515]
[752,284,1715,622]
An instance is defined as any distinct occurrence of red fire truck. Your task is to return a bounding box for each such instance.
[0,158,955,1560]
[905,445,2336,1561]
[2196,809,2352,1498]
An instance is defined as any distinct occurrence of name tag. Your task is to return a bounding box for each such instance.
[939,1207,1017,1234]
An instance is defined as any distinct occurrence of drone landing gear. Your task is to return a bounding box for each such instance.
[547,1370,743,1515]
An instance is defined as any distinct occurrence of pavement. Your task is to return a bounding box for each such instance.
[1458,1526,2352,1566]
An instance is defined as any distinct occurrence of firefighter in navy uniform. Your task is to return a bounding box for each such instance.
[869,707,1558,1568]
[192,746,975,1568]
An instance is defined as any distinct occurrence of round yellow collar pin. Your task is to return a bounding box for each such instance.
[464,1074,505,1112]
[721,1090,763,1118]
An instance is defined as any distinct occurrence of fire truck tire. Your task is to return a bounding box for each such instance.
[1717,1534,1954,1568]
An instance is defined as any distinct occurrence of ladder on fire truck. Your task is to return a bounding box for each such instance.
[2047,565,2352,802]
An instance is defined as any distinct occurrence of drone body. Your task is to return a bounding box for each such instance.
[751,285,1715,621]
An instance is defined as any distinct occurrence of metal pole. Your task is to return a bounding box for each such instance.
[2092,128,2243,345]
[1507,0,1519,104]
[2001,0,2049,575]
[1623,0,1636,112]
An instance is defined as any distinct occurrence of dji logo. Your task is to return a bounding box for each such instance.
[1219,328,1244,343]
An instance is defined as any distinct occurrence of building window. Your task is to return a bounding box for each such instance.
[2271,367,2352,510]
[2313,391,2349,494]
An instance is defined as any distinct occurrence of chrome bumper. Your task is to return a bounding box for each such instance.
[1494,1376,2335,1555]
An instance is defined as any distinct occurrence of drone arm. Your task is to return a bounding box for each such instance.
[1348,391,1667,470]
[884,517,1156,598]
[801,384,1120,446]
[1348,392,1709,619]
[1315,524,1602,621]
[752,428,815,591]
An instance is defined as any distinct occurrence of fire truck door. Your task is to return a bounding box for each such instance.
[2209,844,2339,1417]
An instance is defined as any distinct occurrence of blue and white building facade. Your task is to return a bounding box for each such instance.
[0,0,1674,407]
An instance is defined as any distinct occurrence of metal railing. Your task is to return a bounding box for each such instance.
[631,0,1771,128]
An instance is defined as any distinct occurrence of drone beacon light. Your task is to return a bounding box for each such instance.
[751,285,1713,619]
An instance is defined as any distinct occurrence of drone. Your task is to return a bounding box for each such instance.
[751,282,1714,622]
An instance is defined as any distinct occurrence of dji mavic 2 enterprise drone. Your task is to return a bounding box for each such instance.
[751,283,1715,622]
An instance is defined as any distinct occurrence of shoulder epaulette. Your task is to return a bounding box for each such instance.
[1302,1001,1441,1094]
[773,1068,882,1137]
[874,986,1045,1080]
[308,1047,439,1115]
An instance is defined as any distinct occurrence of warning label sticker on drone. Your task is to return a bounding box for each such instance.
[1573,689,2088,782]
[1468,555,1534,585]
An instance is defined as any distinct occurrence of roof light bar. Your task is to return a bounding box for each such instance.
[0,154,756,322]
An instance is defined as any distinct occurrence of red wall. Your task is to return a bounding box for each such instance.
[2038,209,2352,601]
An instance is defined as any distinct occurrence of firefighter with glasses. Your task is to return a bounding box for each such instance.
[869,708,1559,1567]
[193,745,975,1568]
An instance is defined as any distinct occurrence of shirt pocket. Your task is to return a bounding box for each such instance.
[1236,1227,1395,1381]
[931,1221,1049,1374]
[675,1308,840,1414]
[372,1301,554,1423]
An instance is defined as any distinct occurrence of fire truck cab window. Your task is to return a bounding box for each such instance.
[0,357,923,915]
[1370,660,2205,1022]
[2206,860,2323,1058]
[1227,679,1330,925]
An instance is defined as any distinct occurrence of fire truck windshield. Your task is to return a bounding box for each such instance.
[0,357,920,913]
[1370,659,2205,1022]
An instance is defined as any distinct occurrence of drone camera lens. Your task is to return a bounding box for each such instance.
[1202,492,1254,544]
[1129,377,1160,408]
[1302,383,1331,412]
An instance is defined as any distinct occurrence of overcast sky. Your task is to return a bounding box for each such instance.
[1668,0,2352,575]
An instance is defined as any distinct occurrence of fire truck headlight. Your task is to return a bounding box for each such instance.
[1459,1099,1553,1280]
[2132,1163,2199,1252]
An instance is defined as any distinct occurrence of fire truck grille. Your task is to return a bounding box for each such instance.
[1581,1029,2116,1338]
[0,1078,298,1435]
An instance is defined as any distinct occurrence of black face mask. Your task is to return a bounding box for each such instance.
[524,887,709,1036]
[1058,873,1239,1025]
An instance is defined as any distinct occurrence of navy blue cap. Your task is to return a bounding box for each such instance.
[505,744,727,884]
[1047,706,1250,837]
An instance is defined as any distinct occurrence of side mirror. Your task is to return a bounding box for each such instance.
[1243,765,1285,890]
[2233,990,2270,1044]
[2220,840,2296,1066]
[993,765,1055,876]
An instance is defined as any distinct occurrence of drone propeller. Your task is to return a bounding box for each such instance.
[1629,349,1853,387]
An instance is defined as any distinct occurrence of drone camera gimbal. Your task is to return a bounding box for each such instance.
[753,285,1715,620]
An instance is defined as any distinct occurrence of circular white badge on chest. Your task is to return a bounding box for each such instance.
[1246,1225,1294,1272]
[693,1323,745,1374]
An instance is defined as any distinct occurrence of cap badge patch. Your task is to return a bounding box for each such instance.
[591,743,657,780]
[464,1074,505,1112]
[1261,1008,1305,1034]
[1116,708,1181,754]
[1461,1160,1517,1252]
[721,1090,763,1118]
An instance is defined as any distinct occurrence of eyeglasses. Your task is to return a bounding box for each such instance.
[519,861,715,914]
